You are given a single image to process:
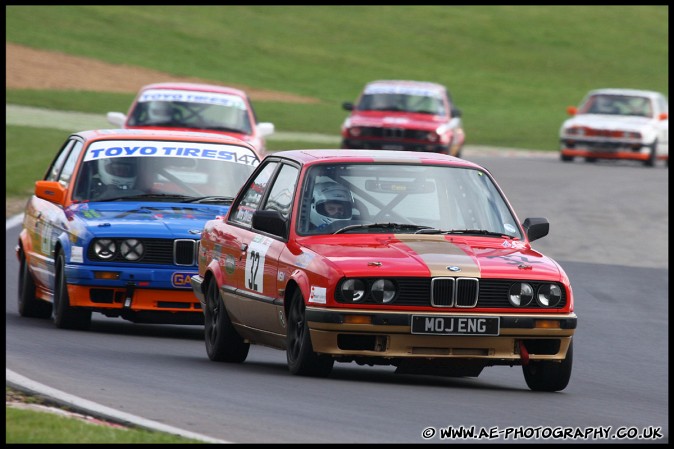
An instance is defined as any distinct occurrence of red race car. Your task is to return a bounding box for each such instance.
[108,82,274,158]
[341,80,465,157]
[191,149,576,391]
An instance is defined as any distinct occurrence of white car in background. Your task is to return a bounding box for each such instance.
[559,88,668,167]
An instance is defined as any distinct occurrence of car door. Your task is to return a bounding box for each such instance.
[27,137,85,290]
[223,160,300,337]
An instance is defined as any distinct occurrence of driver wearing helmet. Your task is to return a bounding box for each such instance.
[97,157,138,191]
[147,101,175,124]
[310,181,354,230]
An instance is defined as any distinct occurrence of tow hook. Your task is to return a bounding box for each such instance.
[518,340,530,366]
[123,282,135,308]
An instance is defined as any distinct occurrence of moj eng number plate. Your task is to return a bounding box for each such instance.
[411,315,500,336]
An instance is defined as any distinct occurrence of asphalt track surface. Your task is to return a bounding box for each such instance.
[6,106,669,443]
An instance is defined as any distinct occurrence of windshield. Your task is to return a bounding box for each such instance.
[297,163,522,238]
[357,93,446,115]
[580,94,654,118]
[72,139,258,203]
[128,89,254,134]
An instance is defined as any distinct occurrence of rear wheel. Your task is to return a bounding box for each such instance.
[18,249,52,318]
[204,278,249,362]
[286,289,333,377]
[522,341,573,392]
[53,250,91,330]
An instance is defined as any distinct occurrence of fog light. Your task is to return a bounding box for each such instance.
[94,272,120,280]
[535,320,561,329]
[343,315,372,325]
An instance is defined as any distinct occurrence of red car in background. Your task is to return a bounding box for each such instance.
[341,80,465,157]
[108,82,274,158]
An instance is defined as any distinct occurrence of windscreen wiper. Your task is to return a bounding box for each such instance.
[332,222,435,234]
[442,229,516,239]
[183,196,235,204]
[95,193,193,202]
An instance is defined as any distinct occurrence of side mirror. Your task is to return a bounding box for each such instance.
[522,217,549,242]
[257,122,275,137]
[107,112,126,127]
[252,209,288,238]
[451,107,462,118]
[659,112,668,120]
[566,106,578,116]
[35,181,67,206]
[342,102,354,111]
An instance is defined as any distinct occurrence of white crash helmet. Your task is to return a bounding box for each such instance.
[147,101,174,123]
[310,181,354,228]
[98,158,138,190]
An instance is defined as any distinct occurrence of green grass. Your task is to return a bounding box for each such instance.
[5,387,203,443]
[5,5,667,149]
[6,407,203,444]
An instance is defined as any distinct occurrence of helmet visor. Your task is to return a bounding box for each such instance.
[316,201,351,219]
[104,159,137,177]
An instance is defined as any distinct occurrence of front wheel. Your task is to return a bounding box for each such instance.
[204,278,249,362]
[53,251,91,330]
[18,249,52,318]
[644,140,657,167]
[522,341,573,392]
[286,290,333,377]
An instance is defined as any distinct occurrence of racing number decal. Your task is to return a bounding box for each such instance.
[244,236,273,293]
[248,251,261,290]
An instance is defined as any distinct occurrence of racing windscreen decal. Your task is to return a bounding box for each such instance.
[244,235,273,293]
[84,140,258,166]
[395,234,480,277]
[364,84,443,99]
[138,89,247,110]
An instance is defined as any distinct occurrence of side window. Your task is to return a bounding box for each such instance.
[57,141,84,189]
[45,139,76,181]
[230,161,278,226]
[263,164,299,219]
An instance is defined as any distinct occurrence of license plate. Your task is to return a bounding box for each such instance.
[411,315,500,336]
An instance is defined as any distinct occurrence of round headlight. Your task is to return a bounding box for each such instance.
[508,282,533,307]
[93,239,116,260]
[341,279,366,302]
[537,284,562,307]
[371,279,396,304]
[120,239,144,261]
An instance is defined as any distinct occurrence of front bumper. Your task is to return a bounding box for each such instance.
[306,307,576,364]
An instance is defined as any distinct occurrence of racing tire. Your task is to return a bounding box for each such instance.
[644,140,657,167]
[286,289,334,377]
[204,278,249,363]
[522,341,573,392]
[560,153,573,162]
[18,249,53,319]
[53,251,91,330]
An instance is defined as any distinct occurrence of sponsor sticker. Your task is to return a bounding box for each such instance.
[309,286,327,304]
[171,272,196,288]
[84,140,258,166]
